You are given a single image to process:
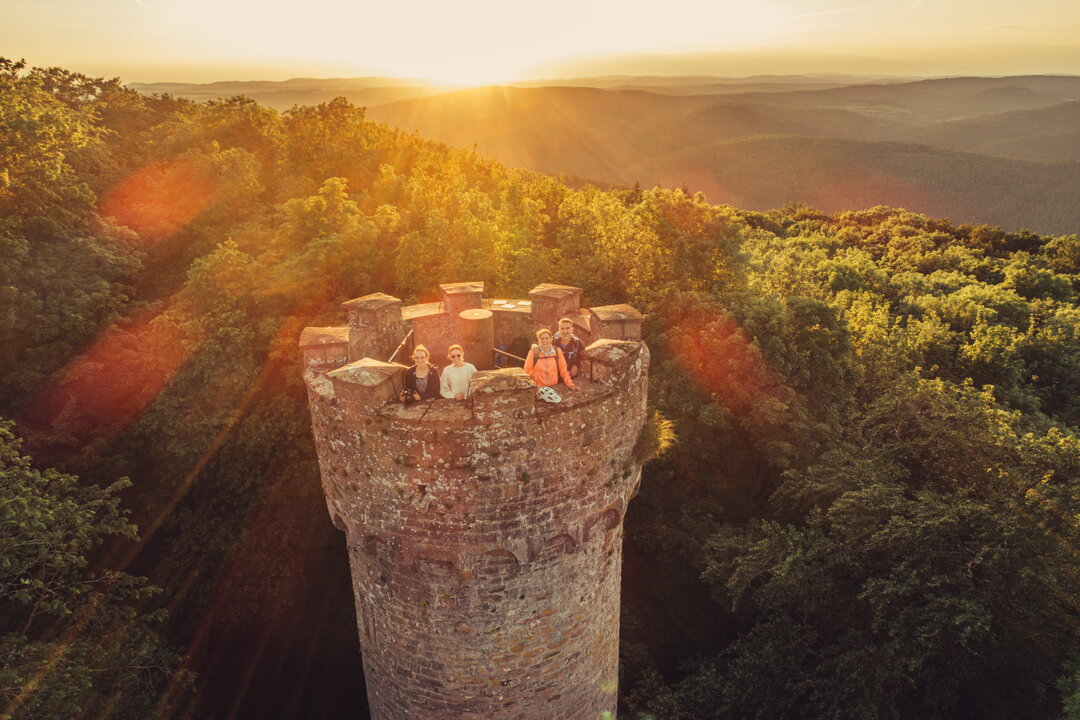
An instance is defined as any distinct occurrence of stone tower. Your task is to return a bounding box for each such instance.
[299,282,648,719]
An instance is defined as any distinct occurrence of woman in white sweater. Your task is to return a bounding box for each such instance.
[440,344,477,400]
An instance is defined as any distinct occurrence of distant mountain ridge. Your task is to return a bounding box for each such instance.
[128,77,447,110]
[683,76,1080,122]
[364,86,908,174]
[362,75,1080,234]
[130,73,1080,233]
[894,101,1080,163]
[631,135,1080,233]
[128,73,902,109]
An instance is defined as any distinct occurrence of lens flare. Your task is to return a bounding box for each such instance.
[668,309,789,418]
[99,159,218,241]
[19,299,192,457]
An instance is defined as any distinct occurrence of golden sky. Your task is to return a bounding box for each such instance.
[4,0,1080,83]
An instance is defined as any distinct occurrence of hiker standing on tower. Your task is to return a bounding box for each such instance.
[553,317,585,379]
[525,329,576,390]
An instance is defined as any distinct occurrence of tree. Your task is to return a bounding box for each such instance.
[0,420,189,719]
[0,59,143,413]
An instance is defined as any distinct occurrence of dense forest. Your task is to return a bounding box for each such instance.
[2,58,1079,719]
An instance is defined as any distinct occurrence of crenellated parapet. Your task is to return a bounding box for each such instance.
[300,282,648,720]
[301,281,643,373]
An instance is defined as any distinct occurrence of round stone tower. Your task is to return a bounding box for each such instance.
[299,282,648,720]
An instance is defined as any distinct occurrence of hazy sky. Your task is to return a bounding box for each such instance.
[4,0,1080,83]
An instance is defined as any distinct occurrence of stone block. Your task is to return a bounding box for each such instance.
[343,293,407,362]
[410,312,458,366]
[470,368,537,424]
[588,304,643,341]
[418,398,474,427]
[327,358,405,406]
[440,282,484,315]
[583,339,643,384]
[528,284,583,331]
[343,293,403,329]
[298,326,350,368]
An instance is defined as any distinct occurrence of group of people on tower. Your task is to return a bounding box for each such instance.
[399,317,584,403]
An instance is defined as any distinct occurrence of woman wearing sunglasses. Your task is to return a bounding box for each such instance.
[440,344,477,400]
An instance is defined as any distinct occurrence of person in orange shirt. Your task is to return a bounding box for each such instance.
[524,329,576,390]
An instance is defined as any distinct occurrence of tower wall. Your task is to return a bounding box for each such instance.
[301,284,648,719]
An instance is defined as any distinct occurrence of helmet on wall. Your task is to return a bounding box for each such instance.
[537,386,562,403]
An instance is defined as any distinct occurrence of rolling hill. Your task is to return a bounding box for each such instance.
[699,75,1080,121]
[893,101,1080,163]
[365,86,910,176]
[630,135,1080,233]
[364,77,1080,234]
[368,86,711,179]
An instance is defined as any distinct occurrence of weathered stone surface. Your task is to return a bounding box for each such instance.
[589,303,644,341]
[471,368,536,424]
[302,283,648,720]
[299,326,350,346]
[410,310,459,366]
[327,358,405,406]
[440,281,485,315]
[528,283,583,301]
[298,326,349,367]
[343,293,402,327]
[528,283,584,331]
[583,338,648,384]
[343,293,407,362]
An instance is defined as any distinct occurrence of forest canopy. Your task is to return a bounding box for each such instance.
[1,59,1078,719]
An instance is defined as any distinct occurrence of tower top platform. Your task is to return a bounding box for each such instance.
[299,282,646,427]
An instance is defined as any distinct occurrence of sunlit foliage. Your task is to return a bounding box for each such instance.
[0,421,188,720]
[1,58,1077,720]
